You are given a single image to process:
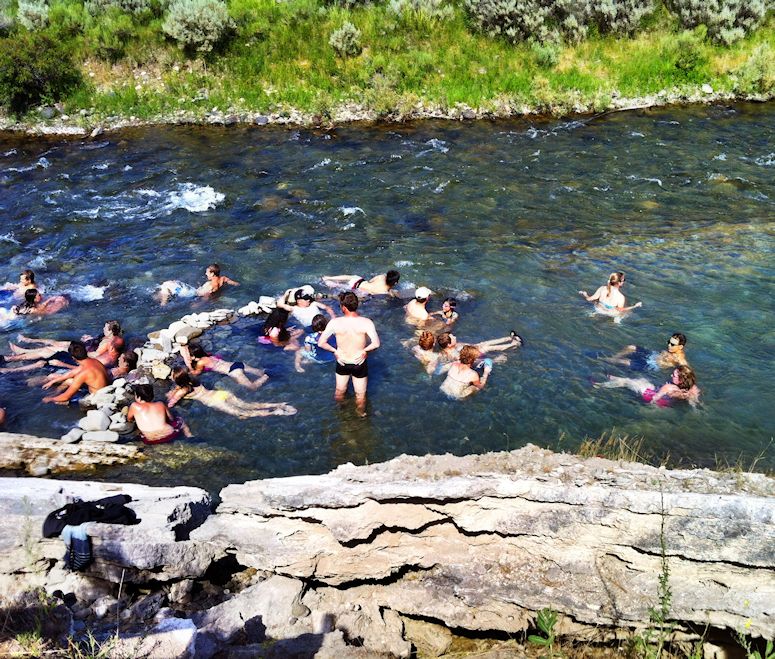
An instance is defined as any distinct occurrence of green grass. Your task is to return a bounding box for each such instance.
[4,0,774,122]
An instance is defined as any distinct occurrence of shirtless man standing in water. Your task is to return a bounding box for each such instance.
[317,291,380,416]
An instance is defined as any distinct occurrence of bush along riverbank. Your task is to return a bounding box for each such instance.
[0,0,773,132]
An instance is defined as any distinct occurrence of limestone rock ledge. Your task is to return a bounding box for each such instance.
[0,444,773,658]
[191,444,775,649]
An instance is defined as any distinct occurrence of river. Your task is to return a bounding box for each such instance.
[1,102,773,492]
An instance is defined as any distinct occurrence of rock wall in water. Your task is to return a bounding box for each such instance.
[0,444,772,657]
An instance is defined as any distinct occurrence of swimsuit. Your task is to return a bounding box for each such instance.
[352,278,365,290]
[228,361,245,373]
[160,280,197,299]
[642,387,672,407]
[628,347,659,372]
[335,359,368,378]
[141,417,184,445]
[302,332,334,364]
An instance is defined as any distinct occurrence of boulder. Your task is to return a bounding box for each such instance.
[79,410,110,432]
[60,428,84,444]
[81,430,120,443]
[109,617,197,659]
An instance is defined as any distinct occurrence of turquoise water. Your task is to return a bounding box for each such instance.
[0,102,773,492]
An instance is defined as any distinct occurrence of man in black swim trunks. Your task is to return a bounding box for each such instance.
[317,291,380,416]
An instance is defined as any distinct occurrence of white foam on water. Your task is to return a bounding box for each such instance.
[754,152,775,167]
[433,181,449,194]
[339,206,365,216]
[307,158,332,171]
[234,235,251,243]
[137,189,161,197]
[341,223,355,230]
[37,157,50,169]
[394,260,414,267]
[626,175,663,187]
[165,183,225,213]
[416,139,449,157]
[713,153,727,161]
[0,307,20,329]
[73,208,100,218]
[3,149,17,157]
[65,284,106,302]
[93,162,110,170]
[124,165,133,171]
[29,253,53,269]
[630,132,645,138]
[0,233,20,245]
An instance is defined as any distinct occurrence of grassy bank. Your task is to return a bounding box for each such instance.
[1,0,774,127]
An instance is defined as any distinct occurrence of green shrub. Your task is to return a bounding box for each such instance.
[530,39,560,67]
[48,1,89,36]
[329,21,362,56]
[591,0,655,35]
[0,31,82,114]
[388,0,454,22]
[666,0,767,45]
[734,42,775,94]
[85,0,151,16]
[88,9,136,60]
[672,27,707,74]
[163,0,233,52]
[18,0,50,29]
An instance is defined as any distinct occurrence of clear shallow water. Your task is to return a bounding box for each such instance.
[0,103,773,492]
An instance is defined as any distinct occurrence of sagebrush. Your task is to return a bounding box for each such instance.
[666,0,767,44]
[162,0,234,52]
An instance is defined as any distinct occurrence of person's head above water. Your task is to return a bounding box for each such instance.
[121,351,138,371]
[667,333,687,350]
[172,366,198,389]
[606,272,625,294]
[133,383,155,402]
[294,285,316,305]
[23,288,38,306]
[339,291,359,312]
[69,340,88,362]
[442,297,457,311]
[415,286,432,302]
[436,332,455,349]
[386,270,400,287]
[458,345,480,366]
[104,320,122,336]
[673,365,696,390]
[21,269,35,285]
[188,344,208,360]
[418,331,435,351]
[311,314,328,333]
[206,264,221,277]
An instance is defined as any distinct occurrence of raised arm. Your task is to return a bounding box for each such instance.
[318,302,337,319]
[276,288,296,312]
[579,286,603,302]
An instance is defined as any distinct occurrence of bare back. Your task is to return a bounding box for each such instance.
[324,315,377,362]
[128,400,174,438]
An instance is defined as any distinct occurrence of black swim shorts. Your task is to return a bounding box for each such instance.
[335,360,368,378]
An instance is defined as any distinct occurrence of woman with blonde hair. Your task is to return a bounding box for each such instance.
[595,365,700,408]
[579,271,642,315]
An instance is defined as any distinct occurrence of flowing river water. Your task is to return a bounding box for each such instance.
[1,102,773,492]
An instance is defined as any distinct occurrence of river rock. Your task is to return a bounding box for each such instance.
[92,594,120,619]
[151,362,172,380]
[81,430,120,442]
[60,428,84,443]
[192,445,775,641]
[0,432,140,475]
[79,410,111,432]
[39,105,58,119]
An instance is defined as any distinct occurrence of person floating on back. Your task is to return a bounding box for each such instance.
[321,270,400,297]
[158,263,239,305]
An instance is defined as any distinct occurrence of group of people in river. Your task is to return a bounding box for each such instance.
[0,263,700,441]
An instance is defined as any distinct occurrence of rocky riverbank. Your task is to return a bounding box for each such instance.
[1,87,772,138]
[0,443,772,657]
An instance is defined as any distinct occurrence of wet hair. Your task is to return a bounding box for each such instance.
[188,344,208,360]
[133,383,154,402]
[311,314,328,333]
[69,340,88,361]
[418,331,435,351]
[295,288,314,302]
[172,366,199,391]
[339,291,359,312]
[674,365,696,390]
[459,345,479,366]
[23,288,38,306]
[263,307,291,341]
[443,297,457,309]
[670,332,687,347]
[21,269,35,283]
[122,351,138,371]
[207,263,221,276]
[386,270,400,287]
[105,320,122,336]
[436,332,453,349]
[606,272,625,295]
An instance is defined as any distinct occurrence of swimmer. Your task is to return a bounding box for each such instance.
[294,314,335,373]
[276,285,336,328]
[579,272,642,315]
[127,383,192,444]
[411,330,440,375]
[41,341,110,404]
[594,365,701,408]
[158,263,239,305]
[10,289,68,316]
[405,287,433,325]
[602,333,689,372]
[436,331,522,371]
[11,320,125,368]
[167,367,296,418]
[440,345,492,399]
[322,270,401,297]
[317,291,380,416]
[181,343,268,390]
[1,269,41,299]
[259,307,303,349]
[110,351,139,381]
[429,297,459,326]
